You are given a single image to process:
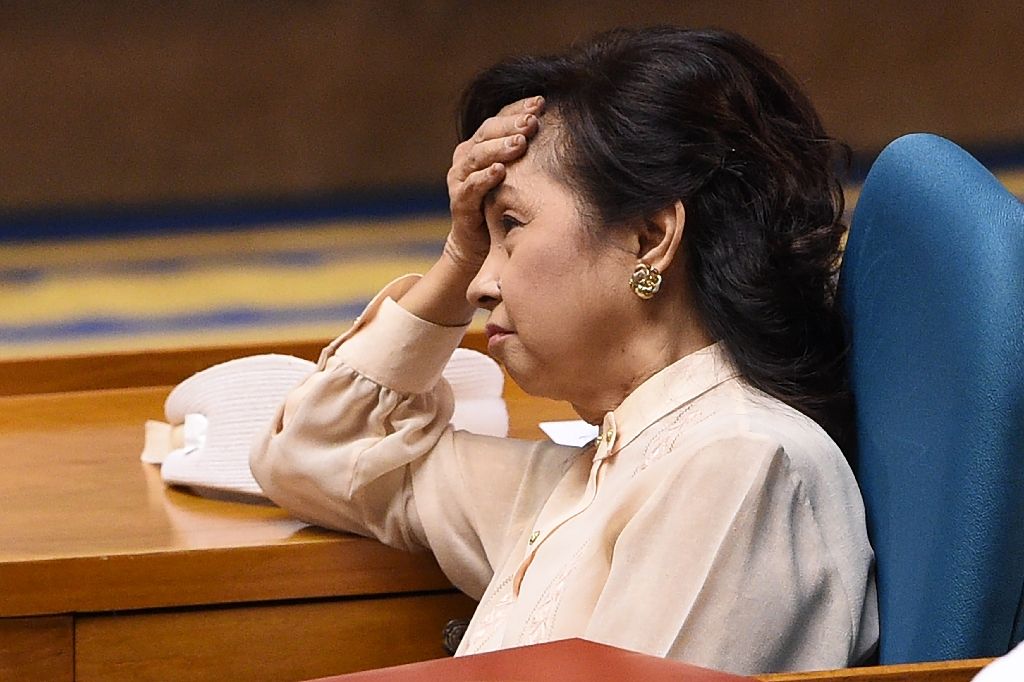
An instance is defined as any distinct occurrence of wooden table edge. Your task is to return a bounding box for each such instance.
[0,536,461,618]
[757,656,992,681]
[0,334,490,396]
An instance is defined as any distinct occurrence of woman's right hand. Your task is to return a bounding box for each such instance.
[396,96,545,326]
[443,95,545,272]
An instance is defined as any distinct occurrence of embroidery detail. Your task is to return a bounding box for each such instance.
[630,401,717,476]
[461,576,515,655]
[633,406,689,476]
[519,539,592,645]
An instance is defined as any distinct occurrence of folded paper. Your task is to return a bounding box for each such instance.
[142,349,508,500]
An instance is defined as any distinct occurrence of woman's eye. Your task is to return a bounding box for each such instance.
[500,215,524,233]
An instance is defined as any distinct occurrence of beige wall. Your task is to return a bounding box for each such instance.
[1,1,1021,212]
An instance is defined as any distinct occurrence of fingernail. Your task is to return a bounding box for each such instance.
[531,96,544,108]
[516,115,529,128]
[505,134,523,148]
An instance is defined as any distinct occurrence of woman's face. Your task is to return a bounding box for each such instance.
[468,136,637,407]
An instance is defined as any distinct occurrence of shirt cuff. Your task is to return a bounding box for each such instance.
[325,274,470,394]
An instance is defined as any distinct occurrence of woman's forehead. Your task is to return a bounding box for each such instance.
[530,111,566,165]
[501,151,570,207]
[505,121,567,185]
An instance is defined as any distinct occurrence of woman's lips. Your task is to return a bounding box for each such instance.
[485,323,514,349]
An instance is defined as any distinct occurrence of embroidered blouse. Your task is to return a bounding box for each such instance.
[250,275,879,675]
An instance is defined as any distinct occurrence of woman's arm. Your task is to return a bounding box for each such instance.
[250,280,575,597]
[251,95,554,594]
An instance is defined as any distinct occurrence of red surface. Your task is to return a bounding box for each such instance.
[313,638,754,681]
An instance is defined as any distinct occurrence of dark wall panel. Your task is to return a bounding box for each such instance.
[0,1,1021,212]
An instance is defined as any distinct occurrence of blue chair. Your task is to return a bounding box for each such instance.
[839,133,1024,664]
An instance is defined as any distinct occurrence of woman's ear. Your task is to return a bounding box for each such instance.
[638,200,685,273]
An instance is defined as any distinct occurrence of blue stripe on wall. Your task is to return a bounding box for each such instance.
[0,240,443,284]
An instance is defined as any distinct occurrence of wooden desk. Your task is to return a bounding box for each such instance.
[0,336,577,680]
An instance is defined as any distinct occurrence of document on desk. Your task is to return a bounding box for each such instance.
[539,420,600,447]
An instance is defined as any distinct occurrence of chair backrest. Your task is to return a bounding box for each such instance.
[839,133,1024,664]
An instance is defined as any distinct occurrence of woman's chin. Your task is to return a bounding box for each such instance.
[491,341,564,400]
[504,361,563,402]
[495,349,534,391]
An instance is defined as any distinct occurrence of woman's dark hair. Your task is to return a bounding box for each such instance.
[457,26,853,453]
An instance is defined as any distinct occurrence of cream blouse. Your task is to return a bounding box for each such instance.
[250,275,879,675]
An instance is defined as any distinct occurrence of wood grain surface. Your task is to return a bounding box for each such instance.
[75,593,476,682]
[1,3,1021,211]
[0,617,74,682]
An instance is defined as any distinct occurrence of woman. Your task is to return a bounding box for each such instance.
[251,27,878,674]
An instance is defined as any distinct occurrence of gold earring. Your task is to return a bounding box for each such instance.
[629,263,662,300]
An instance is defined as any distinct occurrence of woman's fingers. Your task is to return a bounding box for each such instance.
[450,96,545,182]
[448,134,527,187]
[497,94,545,120]
[450,163,506,216]
[472,96,544,142]
[445,163,506,269]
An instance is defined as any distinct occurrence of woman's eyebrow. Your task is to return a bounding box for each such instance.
[484,182,524,208]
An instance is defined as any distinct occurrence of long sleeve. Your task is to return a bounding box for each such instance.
[250,276,577,598]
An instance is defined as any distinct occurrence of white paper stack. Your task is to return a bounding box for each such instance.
[141,348,508,501]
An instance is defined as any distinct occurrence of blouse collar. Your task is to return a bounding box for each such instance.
[594,341,741,460]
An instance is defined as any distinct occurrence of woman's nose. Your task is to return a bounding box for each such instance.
[466,248,504,311]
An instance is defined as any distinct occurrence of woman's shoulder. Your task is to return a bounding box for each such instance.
[659,377,870,552]
[679,377,854,491]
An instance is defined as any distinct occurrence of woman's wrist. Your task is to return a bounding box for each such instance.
[442,231,487,274]
[396,251,478,327]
